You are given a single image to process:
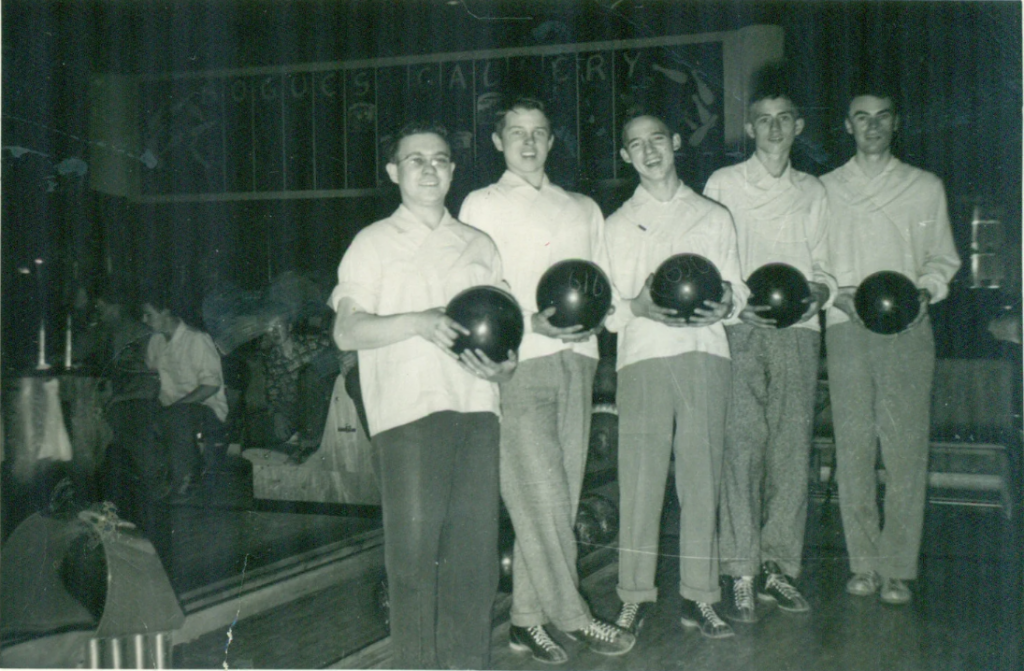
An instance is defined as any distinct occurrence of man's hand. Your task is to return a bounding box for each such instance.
[738,303,777,328]
[415,308,469,355]
[797,281,831,324]
[906,288,931,330]
[630,275,691,327]
[689,281,734,327]
[831,287,864,327]
[532,306,588,342]
[459,349,518,383]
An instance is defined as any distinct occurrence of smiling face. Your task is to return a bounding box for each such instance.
[619,115,681,184]
[845,95,899,157]
[141,303,175,337]
[492,106,554,182]
[385,132,454,207]
[745,96,803,157]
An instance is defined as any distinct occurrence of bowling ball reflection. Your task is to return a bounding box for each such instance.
[650,253,724,321]
[446,285,524,362]
[854,271,921,335]
[746,262,811,329]
[536,259,612,331]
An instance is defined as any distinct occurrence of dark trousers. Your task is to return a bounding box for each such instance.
[154,403,226,488]
[373,411,500,670]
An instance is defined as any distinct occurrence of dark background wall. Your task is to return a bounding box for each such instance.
[2,0,1021,370]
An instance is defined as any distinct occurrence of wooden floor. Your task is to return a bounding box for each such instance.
[334,500,1021,671]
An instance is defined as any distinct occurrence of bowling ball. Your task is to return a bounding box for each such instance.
[498,524,515,593]
[854,271,921,335]
[746,262,811,329]
[536,259,612,331]
[588,410,619,466]
[574,504,603,549]
[446,285,524,362]
[375,572,390,631]
[650,254,724,321]
[581,494,619,544]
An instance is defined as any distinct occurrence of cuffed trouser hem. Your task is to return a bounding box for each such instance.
[719,562,760,579]
[680,586,722,604]
[510,612,592,632]
[616,586,659,604]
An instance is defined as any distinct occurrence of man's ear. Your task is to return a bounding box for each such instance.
[492,132,504,153]
[619,147,632,164]
[795,118,805,136]
[844,117,854,136]
[744,122,756,140]
[893,113,900,133]
[672,133,682,151]
[385,162,399,185]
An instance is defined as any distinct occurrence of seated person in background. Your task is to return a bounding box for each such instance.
[93,286,161,507]
[142,287,229,498]
[262,314,341,456]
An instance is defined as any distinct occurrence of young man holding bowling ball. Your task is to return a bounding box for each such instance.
[822,87,960,606]
[459,97,634,664]
[701,76,837,623]
[330,123,516,669]
[604,112,747,640]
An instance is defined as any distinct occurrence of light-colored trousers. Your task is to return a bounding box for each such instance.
[500,350,598,631]
[616,353,731,605]
[826,319,935,580]
[720,324,820,578]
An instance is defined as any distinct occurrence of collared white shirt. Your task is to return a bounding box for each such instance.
[821,156,961,327]
[459,170,609,362]
[146,321,229,421]
[604,181,748,370]
[328,205,503,437]
[704,154,838,332]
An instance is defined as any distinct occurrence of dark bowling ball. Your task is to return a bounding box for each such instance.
[446,285,524,362]
[588,410,619,466]
[650,253,724,321]
[498,517,516,592]
[581,494,619,544]
[536,259,612,331]
[855,271,921,335]
[746,262,811,329]
[375,572,390,631]
[574,504,603,549]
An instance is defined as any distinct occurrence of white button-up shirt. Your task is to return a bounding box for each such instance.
[821,156,961,327]
[146,321,229,422]
[703,154,837,332]
[604,181,748,370]
[459,170,609,362]
[327,205,503,437]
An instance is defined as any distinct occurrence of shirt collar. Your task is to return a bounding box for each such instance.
[391,203,456,233]
[630,179,695,208]
[747,153,794,186]
[498,169,551,191]
[845,154,899,180]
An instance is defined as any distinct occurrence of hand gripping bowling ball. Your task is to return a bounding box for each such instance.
[854,271,921,335]
[446,285,524,362]
[746,262,811,329]
[535,259,612,332]
[650,253,724,321]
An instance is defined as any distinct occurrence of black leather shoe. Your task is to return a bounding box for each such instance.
[680,598,734,639]
[720,575,760,623]
[758,561,810,613]
[509,624,568,665]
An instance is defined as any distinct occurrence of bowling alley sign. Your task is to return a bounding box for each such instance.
[90,25,781,201]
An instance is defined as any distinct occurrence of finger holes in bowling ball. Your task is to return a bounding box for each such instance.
[446,285,524,362]
[536,259,612,331]
[854,271,920,335]
[650,254,724,321]
[746,262,811,329]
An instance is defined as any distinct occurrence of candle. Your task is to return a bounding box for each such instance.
[36,319,50,370]
[64,313,73,369]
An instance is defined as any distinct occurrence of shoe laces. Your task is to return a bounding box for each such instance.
[734,577,755,609]
[525,625,561,653]
[583,619,621,643]
[697,602,727,628]
[766,572,801,601]
[617,603,639,628]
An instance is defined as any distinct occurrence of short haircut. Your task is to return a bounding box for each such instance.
[140,280,175,315]
[747,64,800,119]
[493,96,549,135]
[384,122,450,164]
[96,281,140,318]
[846,81,900,116]
[619,109,672,149]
